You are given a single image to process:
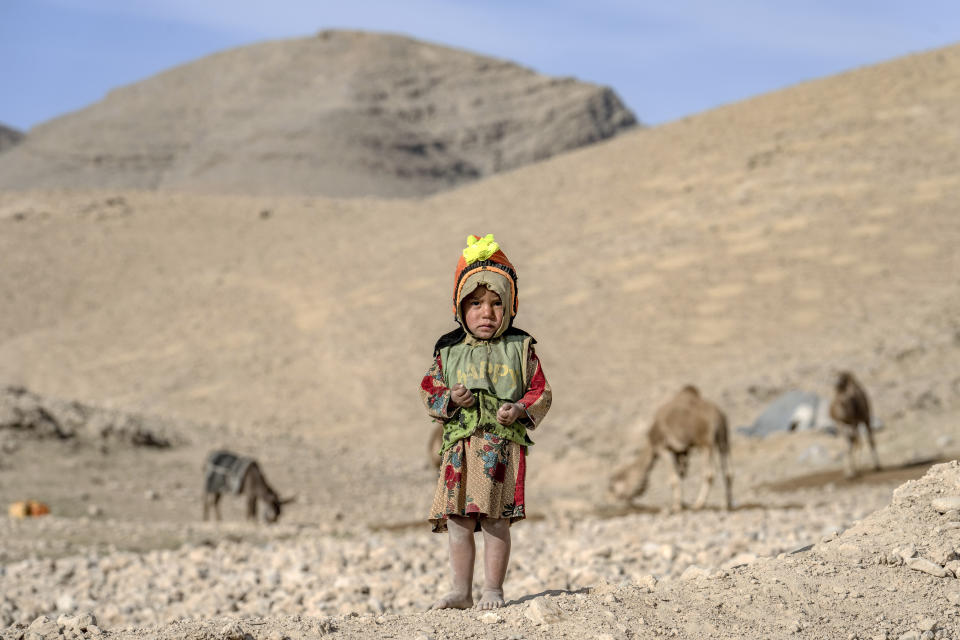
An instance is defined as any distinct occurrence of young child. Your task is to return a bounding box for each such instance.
[420,234,552,610]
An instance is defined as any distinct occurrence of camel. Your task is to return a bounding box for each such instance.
[609,385,733,512]
[829,371,881,478]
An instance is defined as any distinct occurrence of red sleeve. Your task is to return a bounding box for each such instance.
[420,354,452,420]
[519,348,551,429]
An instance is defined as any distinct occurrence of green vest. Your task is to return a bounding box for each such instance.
[438,334,534,453]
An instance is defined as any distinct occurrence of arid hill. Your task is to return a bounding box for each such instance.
[0,30,636,197]
[0,124,23,152]
[0,42,955,458]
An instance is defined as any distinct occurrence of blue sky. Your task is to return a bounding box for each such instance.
[1,1,958,132]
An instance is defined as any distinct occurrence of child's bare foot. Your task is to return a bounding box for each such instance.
[429,592,474,610]
[474,588,504,610]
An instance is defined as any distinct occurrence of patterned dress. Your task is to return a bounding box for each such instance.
[420,345,551,532]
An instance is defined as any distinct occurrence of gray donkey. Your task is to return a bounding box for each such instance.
[203,450,294,523]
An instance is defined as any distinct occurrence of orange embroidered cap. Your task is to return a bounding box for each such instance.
[452,234,518,334]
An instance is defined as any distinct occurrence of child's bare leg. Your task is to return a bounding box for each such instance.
[430,514,476,610]
[476,517,511,609]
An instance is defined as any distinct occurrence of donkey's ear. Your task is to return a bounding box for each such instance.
[279,494,297,505]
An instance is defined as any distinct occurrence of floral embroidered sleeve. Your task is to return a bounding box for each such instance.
[519,347,551,430]
[420,354,453,420]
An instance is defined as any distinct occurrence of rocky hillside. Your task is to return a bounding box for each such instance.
[0,30,636,197]
[0,124,23,152]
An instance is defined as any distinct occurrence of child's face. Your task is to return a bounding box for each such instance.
[462,285,504,339]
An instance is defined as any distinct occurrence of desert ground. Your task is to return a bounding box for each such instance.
[2,39,960,640]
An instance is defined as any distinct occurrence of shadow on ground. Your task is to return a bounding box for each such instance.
[758,456,956,493]
[593,501,806,519]
[509,587,591,605]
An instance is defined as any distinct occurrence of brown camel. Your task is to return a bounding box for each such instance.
[609,385,733,512]
[829,370,881,478]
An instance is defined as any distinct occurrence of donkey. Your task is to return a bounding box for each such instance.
[609,385,733,512]
[202,450,294,523]
[829,371,881,478]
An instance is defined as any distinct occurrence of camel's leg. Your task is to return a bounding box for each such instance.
[203,492,210,521]
[211,493,222,521]
[246,493,258,521]
[629,448,658,500]
[666,451,685,512]
[843,426,858,479]
[691,448,715,510]
[718,448,733,510]
[864,424,881,471]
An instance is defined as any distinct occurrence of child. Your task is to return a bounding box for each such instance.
[420,234,552,610]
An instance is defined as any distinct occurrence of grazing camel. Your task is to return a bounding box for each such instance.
[829,371,881,478]
[609,385,733,512]
[428,423,443,469]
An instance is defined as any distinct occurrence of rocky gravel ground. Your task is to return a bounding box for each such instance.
[0,492,879,628]
[1,385,956,640]
[4,462,959,640]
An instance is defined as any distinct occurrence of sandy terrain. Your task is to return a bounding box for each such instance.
[2,40,960,640]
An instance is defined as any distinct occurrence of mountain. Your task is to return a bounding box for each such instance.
[0,123,23,152]
[0,30,636,197]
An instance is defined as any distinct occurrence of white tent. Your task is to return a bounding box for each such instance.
[739,390,835,437]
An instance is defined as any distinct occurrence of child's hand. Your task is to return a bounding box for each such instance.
[450,384,476,408]
[497,402,524,425]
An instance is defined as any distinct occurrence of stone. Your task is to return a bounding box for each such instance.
[636,574,658,591]
[898,546,919,561]
[479,612,502,624]
[55,593,76,611]
[948,557,960,577]
[368,597,385,615]
[905,557,951,578]
[75,612,97,629]
[930,545,958,566]
[680,565,710,580]
[219,621,253,640]
[524,597,564,625]
[27,616,58,636]
[56,614,78,629]
[932,497,960,514]
[918,619,937,632]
